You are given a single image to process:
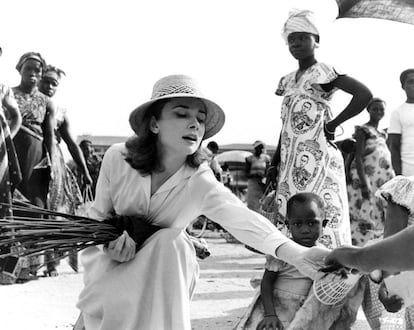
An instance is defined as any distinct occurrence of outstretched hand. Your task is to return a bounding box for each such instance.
[291,245,332,281]
[323,245,372,273]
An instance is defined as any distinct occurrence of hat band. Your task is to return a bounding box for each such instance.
[153,85,200,99]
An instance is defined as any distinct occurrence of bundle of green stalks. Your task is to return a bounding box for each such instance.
[0,200,161,263]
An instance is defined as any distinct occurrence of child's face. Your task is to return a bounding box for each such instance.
[287,200,324,247]
[403,73,414,99]
[287,32,317,60]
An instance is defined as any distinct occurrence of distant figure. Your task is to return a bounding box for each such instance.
[71,140,102,198]
[388,68,414,176]
[206,140,222,181]
[245,140,270,211]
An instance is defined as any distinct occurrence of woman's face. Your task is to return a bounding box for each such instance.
[154,97,206,158]
[39,73,59,97]
[287,32,317,60]
[368,101,385,122]
[20,59,43,86]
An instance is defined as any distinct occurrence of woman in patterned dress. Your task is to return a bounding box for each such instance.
[12,52,55,209]
[38,65,92,275]
[347,98,395,247]
[272,9,372,248]
[12,52,56,279]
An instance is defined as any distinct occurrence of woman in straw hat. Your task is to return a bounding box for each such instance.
[269,9,372,249]
[76,74,331,330]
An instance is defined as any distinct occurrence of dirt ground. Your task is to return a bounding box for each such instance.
[0,233,370,330]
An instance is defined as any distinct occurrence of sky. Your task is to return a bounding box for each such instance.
[1,0,413,150]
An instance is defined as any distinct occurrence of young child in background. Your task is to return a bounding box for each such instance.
[236,192,364,330]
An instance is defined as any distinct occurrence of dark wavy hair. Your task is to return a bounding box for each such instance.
[124,98,209,175]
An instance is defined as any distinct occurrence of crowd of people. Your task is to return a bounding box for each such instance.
[0,7,413,330]
[0,51,102,282]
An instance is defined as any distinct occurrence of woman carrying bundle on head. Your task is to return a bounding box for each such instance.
[75,74,331,330]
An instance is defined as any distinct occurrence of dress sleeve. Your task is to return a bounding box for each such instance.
[388,108,402,134]
[86,146,115,220]
[275,76,287,96]
[265,255,285,272]
[375,175,414,215]
[198,170,290,257]
[311,63,345,91]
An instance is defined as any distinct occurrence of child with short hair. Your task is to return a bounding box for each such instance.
[236,192,364,330]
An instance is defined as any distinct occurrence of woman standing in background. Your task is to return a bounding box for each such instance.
[245,140,270,211]
[347,98,395,246]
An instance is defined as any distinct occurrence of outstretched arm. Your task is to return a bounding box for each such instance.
[324,75,372,133]
[325,224,414,273]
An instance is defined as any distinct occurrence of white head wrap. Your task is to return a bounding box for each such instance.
[281,9,319,44]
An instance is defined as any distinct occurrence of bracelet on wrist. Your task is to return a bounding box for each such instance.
[264,314,277,318]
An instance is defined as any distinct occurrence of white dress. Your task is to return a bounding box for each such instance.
[77,143,291,330]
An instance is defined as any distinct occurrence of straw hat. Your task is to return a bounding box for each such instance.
[129,74,225,140]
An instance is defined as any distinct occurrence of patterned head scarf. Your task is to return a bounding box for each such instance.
[43,65,66,82]
[281,9,319,44]
[15,52,46,72]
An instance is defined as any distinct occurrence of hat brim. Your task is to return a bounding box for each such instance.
[129,94,225,140]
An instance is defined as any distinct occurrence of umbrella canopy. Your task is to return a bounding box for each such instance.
[335,0,414,25]
[216,150,252,164]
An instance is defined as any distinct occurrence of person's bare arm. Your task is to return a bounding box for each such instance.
[3,96,21,138]
[387,133,402,175]
[353,128,370,199]
[323,75,372,132]
[42,99,56,163]
[59,114,92,185]
[325,225,414,274]
[383,201,409,238]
